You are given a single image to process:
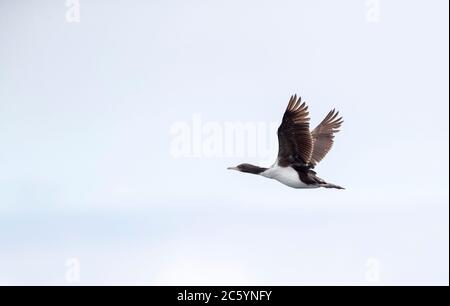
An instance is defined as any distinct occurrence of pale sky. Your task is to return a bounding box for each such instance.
[0,0,448,285]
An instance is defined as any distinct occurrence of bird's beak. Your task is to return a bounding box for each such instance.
[227,166,239,171]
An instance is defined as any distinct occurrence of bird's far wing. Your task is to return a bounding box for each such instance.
[309,109,343,167]
[277,95,313,167]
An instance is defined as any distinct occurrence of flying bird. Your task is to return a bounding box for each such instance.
[228,94,344,189]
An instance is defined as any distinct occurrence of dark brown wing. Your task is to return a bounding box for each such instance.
[310,109,343,166]
[277,95,313,167]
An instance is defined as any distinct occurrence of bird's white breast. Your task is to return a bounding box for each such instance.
[261,166,318,189]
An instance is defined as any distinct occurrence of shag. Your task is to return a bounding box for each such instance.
[228,95,344,189]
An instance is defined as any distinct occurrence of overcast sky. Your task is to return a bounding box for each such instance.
[0,0,448,285]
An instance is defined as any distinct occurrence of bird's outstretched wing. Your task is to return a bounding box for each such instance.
[309,109,343,167]
[277,95,313,167]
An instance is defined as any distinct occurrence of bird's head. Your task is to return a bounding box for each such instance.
[227,163,267,175]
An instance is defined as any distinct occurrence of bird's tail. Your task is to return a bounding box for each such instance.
[321,183,345,190]
[309,171,345,190]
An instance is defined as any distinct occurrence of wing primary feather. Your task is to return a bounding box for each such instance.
[309,108,344,167]
[277,95,313,167]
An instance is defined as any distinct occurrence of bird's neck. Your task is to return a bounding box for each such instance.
[241,164,268,175]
